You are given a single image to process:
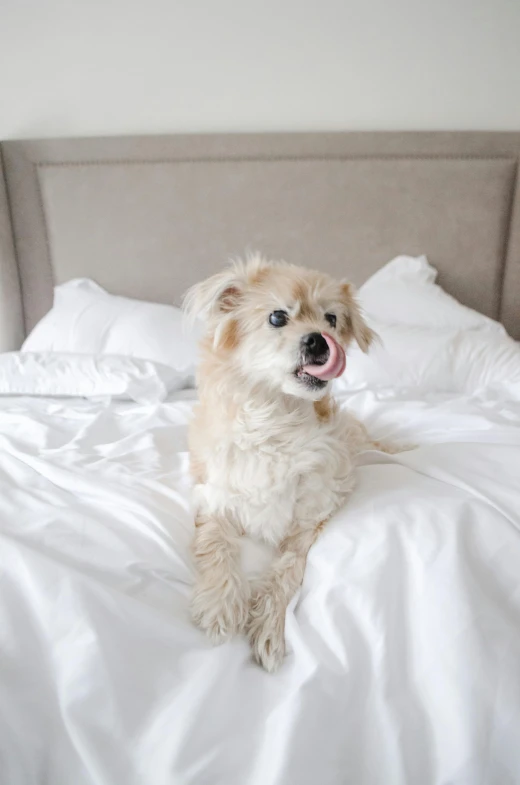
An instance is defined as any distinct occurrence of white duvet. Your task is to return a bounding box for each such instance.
[1,384,520,785]
[2,255,520,785]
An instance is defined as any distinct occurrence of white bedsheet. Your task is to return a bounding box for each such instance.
[1,388,520,785]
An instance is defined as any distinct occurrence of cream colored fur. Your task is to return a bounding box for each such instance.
[183,255,398,672]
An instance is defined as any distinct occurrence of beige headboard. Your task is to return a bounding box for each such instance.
[1,131,519,350]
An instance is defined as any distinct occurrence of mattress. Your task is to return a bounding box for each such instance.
[1,386,519,785]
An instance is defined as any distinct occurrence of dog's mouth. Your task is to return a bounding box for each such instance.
[295,354,329,389]
[295,333,346,388]
[295,367,328,389]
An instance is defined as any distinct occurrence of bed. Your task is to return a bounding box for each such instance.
[0,132,520,785]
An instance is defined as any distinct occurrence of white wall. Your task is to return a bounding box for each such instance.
[1,0,519,140]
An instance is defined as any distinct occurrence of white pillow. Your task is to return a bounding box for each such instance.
[359,255,505,333]
[338,256,520,396]
[0,352,185,403]
[22,279,200,383]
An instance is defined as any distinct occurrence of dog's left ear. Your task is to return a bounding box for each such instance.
[183,265,245,324]
[340,282,377,353]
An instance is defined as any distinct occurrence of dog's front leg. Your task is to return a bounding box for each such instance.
[247,522,325,672]
[191,510,250,644]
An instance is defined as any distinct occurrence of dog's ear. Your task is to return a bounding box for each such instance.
[339,282,377,353]
[183,266,244,324]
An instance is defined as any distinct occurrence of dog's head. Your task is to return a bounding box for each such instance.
[184,255,376,401]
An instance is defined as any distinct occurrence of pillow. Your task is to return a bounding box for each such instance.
[359,255,505,333]
[338,256,520,396]
[0,353,186,403]
[22,279,201,383]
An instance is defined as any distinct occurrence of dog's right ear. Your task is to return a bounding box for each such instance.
[183,266,244,324]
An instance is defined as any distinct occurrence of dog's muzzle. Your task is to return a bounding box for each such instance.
[298,332,346,381]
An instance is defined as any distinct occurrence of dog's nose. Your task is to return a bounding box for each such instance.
[301,332,328,357]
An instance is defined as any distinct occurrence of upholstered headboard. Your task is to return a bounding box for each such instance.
[1,131,519,351]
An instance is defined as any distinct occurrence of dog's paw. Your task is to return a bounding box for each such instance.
[191,575,250,644]
[247,586,286,672]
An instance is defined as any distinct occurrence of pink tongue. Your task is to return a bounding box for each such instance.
[302,332,346,380]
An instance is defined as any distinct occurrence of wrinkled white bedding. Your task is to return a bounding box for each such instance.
[1,386,520,785]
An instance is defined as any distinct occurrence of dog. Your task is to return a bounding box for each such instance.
[183,254,401,671]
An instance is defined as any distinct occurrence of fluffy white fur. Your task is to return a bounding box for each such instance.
[184,254,400,671]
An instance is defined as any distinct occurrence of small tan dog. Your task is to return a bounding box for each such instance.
[184,254,400,671]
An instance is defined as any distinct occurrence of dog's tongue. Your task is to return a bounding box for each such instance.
[302,332,346,380]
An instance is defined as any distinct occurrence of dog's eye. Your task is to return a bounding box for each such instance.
[269,310,289,328]
[325,313,337,328]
